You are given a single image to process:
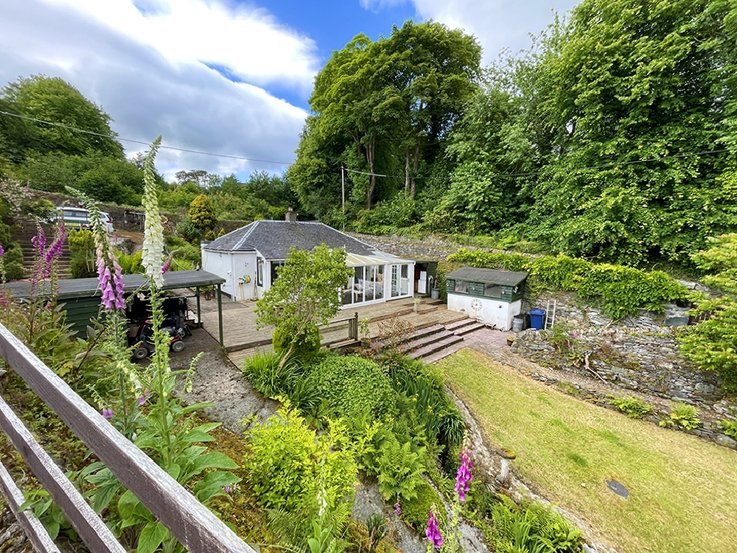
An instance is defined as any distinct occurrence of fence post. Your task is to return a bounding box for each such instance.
[352,312,359,341]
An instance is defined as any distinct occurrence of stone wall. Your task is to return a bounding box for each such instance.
[512,327,725,405]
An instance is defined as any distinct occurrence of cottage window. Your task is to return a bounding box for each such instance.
[256,257,264,287]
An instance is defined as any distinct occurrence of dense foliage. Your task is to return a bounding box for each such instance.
[291,0,737,267]
[288,21,482,224]
[679,233,737,390]
[448,249,689,318]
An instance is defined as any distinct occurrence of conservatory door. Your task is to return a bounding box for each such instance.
[389,264,410,299]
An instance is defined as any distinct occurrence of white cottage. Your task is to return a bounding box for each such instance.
[201,214,415,306]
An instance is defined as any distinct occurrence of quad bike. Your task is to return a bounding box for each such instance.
[128,296,192,360]
[131,318,187,359]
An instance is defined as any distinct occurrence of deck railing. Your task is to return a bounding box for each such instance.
[319,311,359,347]
[0,323,256,553]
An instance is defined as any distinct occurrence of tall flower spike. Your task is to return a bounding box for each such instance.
[425,509,443,549]
[455,449,474,502]
[141,137,164,289]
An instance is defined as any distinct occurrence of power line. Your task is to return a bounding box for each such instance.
[2,108,730,176]
[0,109,292,166]
[343,148,731,180]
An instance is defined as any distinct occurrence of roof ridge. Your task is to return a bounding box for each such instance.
[233,220,259,250]
[322,223,378,251]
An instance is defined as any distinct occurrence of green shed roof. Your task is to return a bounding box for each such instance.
[2,270,225,300]
[446,267,528,287]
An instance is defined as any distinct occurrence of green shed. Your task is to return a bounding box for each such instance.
[2,270,227,344]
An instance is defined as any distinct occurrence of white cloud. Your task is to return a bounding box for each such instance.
[364,0,580,63]
[44,0,320,90]
[0,0,311,179]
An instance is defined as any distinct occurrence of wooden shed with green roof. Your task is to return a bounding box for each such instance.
[445,267,527,330]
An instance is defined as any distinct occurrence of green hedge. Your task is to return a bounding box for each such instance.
[448,249,688,319]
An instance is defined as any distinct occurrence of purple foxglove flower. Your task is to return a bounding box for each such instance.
[394,501,402,516]
[161,255,172,274]
[0,244,4,257]
[455,449,474,502]
[101,281,117,310]
[101,407,114,419]
[137,395,147,406]
[425,510,443,549]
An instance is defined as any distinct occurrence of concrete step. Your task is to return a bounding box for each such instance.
[400,328,455,354]
[445,317,477,332]
[452,321,486,336]
[409,334,464,360]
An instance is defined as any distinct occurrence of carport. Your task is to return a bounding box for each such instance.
[2,270,227,345]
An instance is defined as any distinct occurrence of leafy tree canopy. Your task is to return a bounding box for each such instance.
[255,245,352,365]
[1,75,124,159]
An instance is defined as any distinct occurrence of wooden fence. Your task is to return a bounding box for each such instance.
[0,323,257,553]
[319,311,360,348]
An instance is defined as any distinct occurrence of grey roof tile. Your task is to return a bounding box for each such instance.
[202,221,379,259]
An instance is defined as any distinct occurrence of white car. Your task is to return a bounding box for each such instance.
[56,207,114,233]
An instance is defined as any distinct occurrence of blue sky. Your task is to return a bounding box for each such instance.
[0,0,580,179]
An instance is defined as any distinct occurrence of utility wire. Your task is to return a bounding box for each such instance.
[2,109,730,174]
[344,148,731,179]
[0,109,292,165]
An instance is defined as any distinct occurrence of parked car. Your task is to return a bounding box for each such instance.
[56,207,114,233]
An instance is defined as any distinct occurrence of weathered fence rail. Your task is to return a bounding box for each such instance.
[319,311,359,347]
[0,322,257,553]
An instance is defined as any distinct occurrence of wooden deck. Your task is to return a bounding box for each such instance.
[200,297,468,369]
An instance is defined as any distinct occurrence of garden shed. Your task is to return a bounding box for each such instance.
[201,213,415,306]
[445,267,527,330]
[1,270,227,344]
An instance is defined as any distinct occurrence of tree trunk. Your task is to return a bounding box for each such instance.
[410,142,421,199]
[404,152,411,195]
[365,138,376,210]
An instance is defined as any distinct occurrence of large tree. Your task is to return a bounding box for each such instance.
[291,22,481,215]
[1,75,124,159]
[527,0,737,264]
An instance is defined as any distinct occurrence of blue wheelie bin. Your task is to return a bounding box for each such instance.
[529,308,546,330]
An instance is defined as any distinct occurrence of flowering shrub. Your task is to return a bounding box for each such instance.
[73,140,240,552]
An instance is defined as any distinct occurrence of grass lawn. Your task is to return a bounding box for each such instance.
[438,348,737,553]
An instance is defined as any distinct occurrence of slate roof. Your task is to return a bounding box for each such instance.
[202,221,380,260]
[446,267,528,286]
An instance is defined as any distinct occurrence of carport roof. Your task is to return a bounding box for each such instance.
[2,270,225,300]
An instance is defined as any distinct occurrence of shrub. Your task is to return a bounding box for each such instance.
[363,423,427,503]
[384,356,466,449]
[243,405,358,515]
[242,351,300,398]
[68,229,96,278]
[659,402,701,430]
[447,250,528,272]
[272,323,321,363]
[490,495,583,553]
[400,479,446,533]
[354,194,418,234]
[608,396,653,419]
[176,219,201,243]
[1,244,24,280]
[719,419,737,440]
[306,355,397,423]
[117,249,143,274]
[679,299,737,392]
